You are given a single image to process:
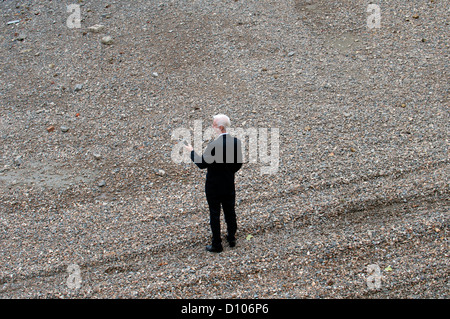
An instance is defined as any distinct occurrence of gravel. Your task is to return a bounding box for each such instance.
[0,0,448,299]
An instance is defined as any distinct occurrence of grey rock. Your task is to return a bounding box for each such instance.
[16,34,26,41]
[155,169,166,176]
[88,24,105,33]
[101,36,114,45]
[13,156,23,167]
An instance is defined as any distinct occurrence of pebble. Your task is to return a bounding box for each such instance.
[13,155,23,167]
[88,24,105,33]
[15,34,26,41]
[101,36,114,45]
[155,169,166,176]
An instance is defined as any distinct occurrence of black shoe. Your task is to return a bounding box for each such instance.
[206,245,223,253]
[228,239,236,248]
[227,235,236,248]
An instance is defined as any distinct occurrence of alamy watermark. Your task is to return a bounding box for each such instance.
[65,3,380,30]
[366,264,382,290]
[367,4,381,29]
[171,120,279,175]
[66,263,82,289]
[66,4,81,29]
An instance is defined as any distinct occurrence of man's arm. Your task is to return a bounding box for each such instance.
[190,150,209,169]
[233,138,243,173]
[185,143,215,170]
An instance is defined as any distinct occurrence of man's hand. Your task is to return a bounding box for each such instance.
[184,144,193,152]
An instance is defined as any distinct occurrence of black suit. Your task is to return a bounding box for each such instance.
[190,133,243,247]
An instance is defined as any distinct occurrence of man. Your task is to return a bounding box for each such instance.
[185,114,243,253]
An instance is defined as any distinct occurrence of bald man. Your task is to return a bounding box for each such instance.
[185,114,243,253]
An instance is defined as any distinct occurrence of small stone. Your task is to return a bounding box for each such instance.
[74,84,83,91]
[0,165,11,173]
[101,36,113,45]
[287,51,296,57]
[155,169,166,176]
[16,33,26,41]
[412,14,419,19]
[13,155,23,167]
[98,180,106,187]
[93,153,102,160]
[47,125,55,132]
[152,72,159,77]
[88,24,105,33]
[61,126,69,133]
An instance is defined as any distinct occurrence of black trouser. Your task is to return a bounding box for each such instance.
[206,191,237,247]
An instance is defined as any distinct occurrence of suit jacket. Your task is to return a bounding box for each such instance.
[190,133,243,195]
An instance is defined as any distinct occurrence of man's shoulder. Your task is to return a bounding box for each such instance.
[222,134,240,141]
[213,134,241,146]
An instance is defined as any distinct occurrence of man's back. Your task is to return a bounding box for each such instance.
[191,134,242,194]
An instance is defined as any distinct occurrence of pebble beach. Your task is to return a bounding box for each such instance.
[0,0,448,298]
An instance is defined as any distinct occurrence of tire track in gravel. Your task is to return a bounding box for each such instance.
[100,193,448,298]
[0,158,447,297]
[4,194,446,298]
[239,158,449,206]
